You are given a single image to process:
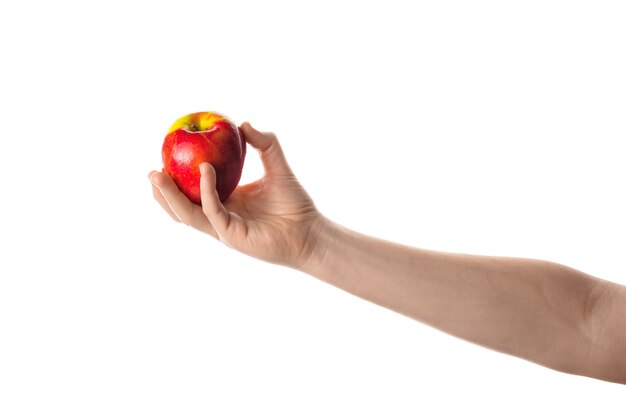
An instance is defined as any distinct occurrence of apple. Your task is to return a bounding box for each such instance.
[162,111,246,205]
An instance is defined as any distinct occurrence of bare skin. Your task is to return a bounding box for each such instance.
[149,122,626,384]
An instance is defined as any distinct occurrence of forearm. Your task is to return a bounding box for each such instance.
[302,216,625,383]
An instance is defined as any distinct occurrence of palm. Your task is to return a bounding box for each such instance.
[222,173,319,266]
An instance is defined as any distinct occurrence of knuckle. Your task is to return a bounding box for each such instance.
[188,217,203,230]
[178,211,193,226]
[265,138,281,155]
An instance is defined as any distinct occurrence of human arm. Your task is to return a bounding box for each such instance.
[301,218,626,384]
[149,122,626,384]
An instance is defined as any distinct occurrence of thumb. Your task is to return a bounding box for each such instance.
[240,122,293,176]
[199,162,232,241]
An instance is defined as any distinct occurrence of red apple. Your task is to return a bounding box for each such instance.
[162,111,246,204]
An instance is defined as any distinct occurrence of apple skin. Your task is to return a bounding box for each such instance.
[162,112,246,205]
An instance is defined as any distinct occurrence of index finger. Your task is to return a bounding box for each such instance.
[150,171,218,238]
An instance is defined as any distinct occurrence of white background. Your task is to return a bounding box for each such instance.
[1,0,625,416]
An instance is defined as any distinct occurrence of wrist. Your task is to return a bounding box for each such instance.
[293,214,338,275]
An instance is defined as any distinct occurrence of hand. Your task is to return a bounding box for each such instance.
[149,122,325,269]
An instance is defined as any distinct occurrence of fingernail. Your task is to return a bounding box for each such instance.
[148,171,156,184]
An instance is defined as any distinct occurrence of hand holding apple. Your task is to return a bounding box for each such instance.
[162,111,246,205]
[150,122,325,269]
